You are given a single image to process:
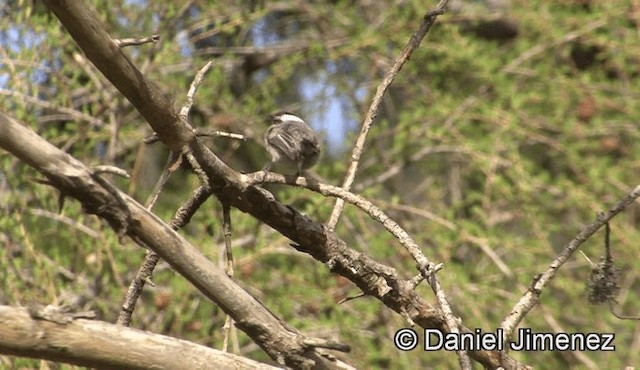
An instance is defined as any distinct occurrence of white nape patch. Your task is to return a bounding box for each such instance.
[279,113,305,124]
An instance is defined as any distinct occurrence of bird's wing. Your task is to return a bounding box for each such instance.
[267,128,300,161]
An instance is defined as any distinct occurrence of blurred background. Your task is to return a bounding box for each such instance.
[1,0,639,368]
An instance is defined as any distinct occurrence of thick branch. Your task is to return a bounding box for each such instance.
[0,305,277,370]
[0,111,347,369]
[43,0,192,151]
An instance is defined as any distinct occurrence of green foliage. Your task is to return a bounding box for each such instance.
[1,0,640,369]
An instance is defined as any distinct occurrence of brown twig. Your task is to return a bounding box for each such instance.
[221,202,235,352]
[92,165,130,179]
[326,0,450,229]
[116,184,212,327]
[144,128,245,144]
[113,34,160,47]
[181,61,213,119]
[116,152,177,326]
[503,20,606,74]
[501,185,640,340]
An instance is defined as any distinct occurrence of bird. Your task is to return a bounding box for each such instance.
[263,112,320,178]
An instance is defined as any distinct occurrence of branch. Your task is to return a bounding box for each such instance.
[248,172,471,368]
[113,34,160,47]
[247,173,435,275]
[0,111,350,369]
[0,305,278,370]
[180,61,213,119]
[501,185,640,339]
[144,128,245,144]
[119,59,215,326]
[327,0,450,229]
[43,0,193,152]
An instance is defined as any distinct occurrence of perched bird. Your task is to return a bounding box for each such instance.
[263,112,320,177]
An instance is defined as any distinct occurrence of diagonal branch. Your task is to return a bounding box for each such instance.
[501,185,640,339]
[0,111,349,369]
[326,0,450,229]
[0,305,279,370]
[42,0,193,152]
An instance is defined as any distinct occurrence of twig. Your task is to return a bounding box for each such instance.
[609,303,640,320]
[355,146,470,192]
[169,185,213,230]
[326,0,450,229]
[180,61,213,120]
[539,306,599,370]
[116,153,177,326]
[501,185,640,340]
[222,203,234,277]
[338,292,366,305]
[503,20,606,74]
[0,87,105,127]
[116,185,212,326]
[221,203,235,351]
[116,249,160,326]
[144,128,245,144]
[426,266,471,370]
[144,152,182,209]
[92,165,130,179]
[113,34,160,47]
[28,208,99,239]
[301,338,351,352]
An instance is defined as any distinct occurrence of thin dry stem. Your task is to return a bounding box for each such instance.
[501,185,640,339]
[326,0,450,229]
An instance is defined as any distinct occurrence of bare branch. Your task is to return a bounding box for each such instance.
[248,172,469,367]
[144,127,245,144]
[0,305,279,370]
[113,34,160,47]
[503,20,606,74]
[43,0,193,152]
[0,111,351,369]
[91,165,130,178]
[501,185,640,339]
[221,202,235,352]
[180,61,213,119]
[28,208,100,239]
[327,0,451,229]
[247,172,435,274]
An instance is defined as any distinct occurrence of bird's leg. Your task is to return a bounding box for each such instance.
[261,162,272,183]
[295,160,303,179]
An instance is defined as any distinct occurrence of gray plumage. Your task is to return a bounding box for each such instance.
[263,112,320,177]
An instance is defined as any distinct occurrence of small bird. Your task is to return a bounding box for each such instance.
[263,112,320,177]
